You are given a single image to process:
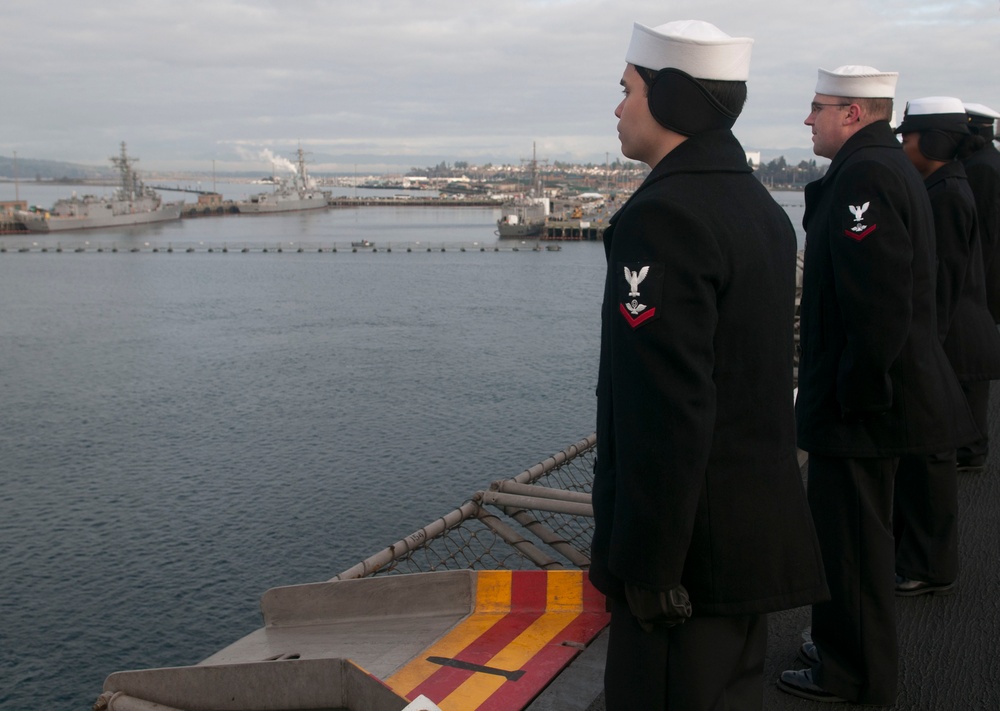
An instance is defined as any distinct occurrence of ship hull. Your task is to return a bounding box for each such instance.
[236,196,329,214]
[497,220,546,238]
[18,204,183,233]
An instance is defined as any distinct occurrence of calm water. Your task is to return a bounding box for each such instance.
[0,185,803,710]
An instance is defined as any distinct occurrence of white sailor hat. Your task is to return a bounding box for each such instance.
[965,102,1000,120]
[964,102,1000,127]
[896,96,969,134]
[625,20,753,81]
[815,65,898,98]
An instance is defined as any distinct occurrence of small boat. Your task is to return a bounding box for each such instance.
[351,239,374,248]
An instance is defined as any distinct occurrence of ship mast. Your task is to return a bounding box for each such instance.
[295,145,309,189]
[110,142,142,200]
[522,142,547,198]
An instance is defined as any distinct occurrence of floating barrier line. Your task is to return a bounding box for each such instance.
[0,242,565,255]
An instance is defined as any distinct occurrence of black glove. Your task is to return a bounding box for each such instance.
[624,582,692,632]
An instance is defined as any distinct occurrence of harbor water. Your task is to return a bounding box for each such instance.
[0,184,804,710]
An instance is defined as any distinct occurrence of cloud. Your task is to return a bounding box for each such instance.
[2,0,997,172]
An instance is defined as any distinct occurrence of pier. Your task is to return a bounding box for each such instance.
[328,197,498,208]
[543,218,607,241]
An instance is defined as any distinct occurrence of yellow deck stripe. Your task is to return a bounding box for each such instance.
[437,572,582,710]
[385,570,512,696]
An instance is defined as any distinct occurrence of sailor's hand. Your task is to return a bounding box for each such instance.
[624,582,692,632]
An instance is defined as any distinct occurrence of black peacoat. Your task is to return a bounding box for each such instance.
[962,141,1000,322]
[590,129,828,617]
[925,160,1000,381]
[795,121,980,456]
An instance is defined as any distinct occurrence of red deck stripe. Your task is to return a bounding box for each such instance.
[582,574,607,613]
[407,572,549,702]
[474,607,610,711]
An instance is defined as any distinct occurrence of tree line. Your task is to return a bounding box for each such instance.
[405,155,828,190]
[753,156,827,188]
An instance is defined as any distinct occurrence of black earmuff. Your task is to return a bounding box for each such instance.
[918,130,961,162]
[646,68,739,136]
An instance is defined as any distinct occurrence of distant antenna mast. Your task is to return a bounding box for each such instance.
[532,142,538,196]
[522,142,547,197]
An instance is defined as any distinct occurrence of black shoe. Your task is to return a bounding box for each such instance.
[895,575,956,597]
[798,641,820,666]
[957,456,986,473]
[777,668,846,703]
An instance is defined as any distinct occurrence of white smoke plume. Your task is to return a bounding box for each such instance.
[257,149,297,175]
[233,145,297,175]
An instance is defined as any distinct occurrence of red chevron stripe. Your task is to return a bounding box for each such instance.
[619,303,656,328]
[844,224,877,241]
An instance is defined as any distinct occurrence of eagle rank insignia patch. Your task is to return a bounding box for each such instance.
[843,200,878,241]
[617,262,663,329]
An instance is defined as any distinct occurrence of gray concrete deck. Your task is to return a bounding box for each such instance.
[531,388,1000,710]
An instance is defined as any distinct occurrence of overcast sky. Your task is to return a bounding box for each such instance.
[2,0,998,174]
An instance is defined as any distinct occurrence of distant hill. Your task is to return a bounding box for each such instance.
[0,155,116,181]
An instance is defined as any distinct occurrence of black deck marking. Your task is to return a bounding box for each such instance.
[426,655,526,681]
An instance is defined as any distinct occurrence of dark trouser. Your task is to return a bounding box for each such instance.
[604,598,766,711]
[807,454,898,705]
[957,380,990,464]
[894,450,959,584]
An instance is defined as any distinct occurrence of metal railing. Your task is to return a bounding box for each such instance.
[333,434,597,581]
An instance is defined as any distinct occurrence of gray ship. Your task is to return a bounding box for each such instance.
[237,147,331,214]
[495,143,549,238]
[17,143,183,233]
[496,195,549,238]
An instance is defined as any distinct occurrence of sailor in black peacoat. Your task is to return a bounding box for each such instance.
[783,70,980,707]
[958,102,1000,466]
[892,96,1000,600]
[794,121,979,457]
[592,18,827,711]
[592,129,828,616]
[962,103,1000,323]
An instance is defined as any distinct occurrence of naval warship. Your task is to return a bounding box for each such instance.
[17,142,183,233]
[237,147,331,214]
